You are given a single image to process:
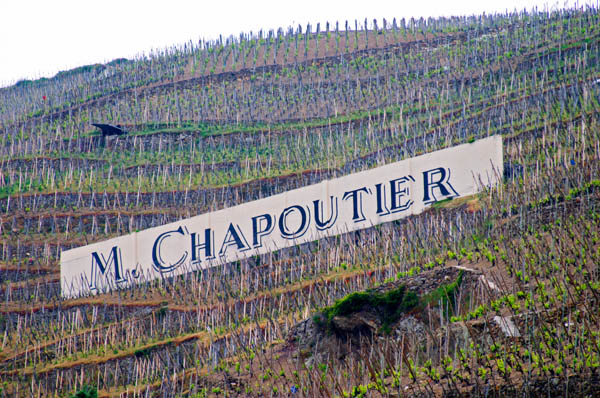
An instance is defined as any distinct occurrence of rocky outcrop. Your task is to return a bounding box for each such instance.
[331,310,380,332]
[286,266,484,366]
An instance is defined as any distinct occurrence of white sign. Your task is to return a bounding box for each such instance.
[61,136,503,297]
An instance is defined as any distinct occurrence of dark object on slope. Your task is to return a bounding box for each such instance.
[504,162,523,181]
[91,123,128,137]
[71,385,98,398]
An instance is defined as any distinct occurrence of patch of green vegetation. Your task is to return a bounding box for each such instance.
[133,339,173,359]
[316,271,464,334]
[15,78,49,88]
[421,270,464,315]
[71,385,97,398]
[430,197,454,209]
[523,179,600,212]
[80,99,424,141]
[316,284,419,333]
[134,347,152,358]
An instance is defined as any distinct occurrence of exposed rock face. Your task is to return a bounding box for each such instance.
[395,315,425,337]
[286,318,319,350]
[331,310,380,332]
[492,315,521,337]
[286,266,483,364]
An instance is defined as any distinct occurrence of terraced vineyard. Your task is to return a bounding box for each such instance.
[2,6,600,397]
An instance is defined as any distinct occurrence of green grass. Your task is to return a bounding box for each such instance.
[71,385,97,398]
[315,284,418,334]
[421,270,464,314]
[315,270,464,334]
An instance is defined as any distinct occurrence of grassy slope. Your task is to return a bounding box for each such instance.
[1,7,600,397]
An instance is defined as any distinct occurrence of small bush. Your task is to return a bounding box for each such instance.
[319,284,419,332]
[134,347,151,358]
[71,385,97,398]
[317,271,464,333]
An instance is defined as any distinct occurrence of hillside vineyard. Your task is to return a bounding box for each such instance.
[2,6,600,397]
[61,137,502,298]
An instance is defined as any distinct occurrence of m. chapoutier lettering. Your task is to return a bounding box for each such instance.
[61,136,503,298]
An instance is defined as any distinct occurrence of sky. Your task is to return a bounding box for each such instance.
[0,0,586,87]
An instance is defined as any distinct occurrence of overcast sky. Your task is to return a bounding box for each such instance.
[0,0,585,87]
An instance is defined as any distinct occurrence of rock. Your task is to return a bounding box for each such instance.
[284,266,482,365]
[394,316,425,336]
[331,311,380,332]
[304,354,315,369]
[492,316,521,337]
[287,318,319,350]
